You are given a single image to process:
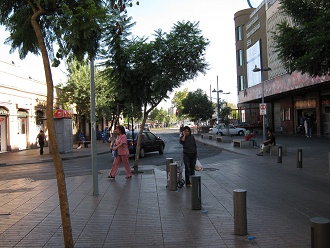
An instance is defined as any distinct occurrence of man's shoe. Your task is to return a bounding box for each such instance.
[186,184,192,187]
[257,153,263,156]
[77,146,81,149]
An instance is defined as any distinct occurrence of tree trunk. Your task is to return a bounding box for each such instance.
[31,14,73,248]
[133,114,148,174]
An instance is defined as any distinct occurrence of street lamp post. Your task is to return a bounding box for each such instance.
[212,76,230,135]
[252,65,271,141]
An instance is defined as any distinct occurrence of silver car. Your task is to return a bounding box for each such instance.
[209,124,246,136]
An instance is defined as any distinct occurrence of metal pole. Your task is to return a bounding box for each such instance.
[169,163,177,191]
[297,149,302,168]
[90,59,98,195]
[261,73,266,141]
[217,76,220,134]
[234,189,247,235]
[277,146,282,163]
[191,175,201,210]
[166,158,173,187]
[310,217,330,248]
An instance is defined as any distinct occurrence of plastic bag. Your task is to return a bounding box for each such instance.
[195,159,203,171]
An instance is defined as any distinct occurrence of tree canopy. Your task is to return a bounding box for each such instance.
[181,89,214,122]
[274,0,330,77]
[102,19,209,170]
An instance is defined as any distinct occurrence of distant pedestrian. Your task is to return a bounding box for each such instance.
[304,117,308,136]
[179,126,197,187]
[77,132,85,149]
[37,130,46,155]
[108,125,132,179]
[306,117,312,138]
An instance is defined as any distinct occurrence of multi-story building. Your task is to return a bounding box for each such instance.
[234,0,330,136]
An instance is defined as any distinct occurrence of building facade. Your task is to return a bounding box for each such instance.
[0,59,57,152]
[234,0,330,136]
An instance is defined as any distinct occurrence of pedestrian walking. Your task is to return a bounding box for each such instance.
[108,125,132,179]
[37,130,46,155]
[306,117,312,138]
[179,126,197,187]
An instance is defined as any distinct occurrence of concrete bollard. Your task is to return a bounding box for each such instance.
[277,146,282,163]
[191,176,201,210]
[297,149,302,168]
[166,158,173,187]
[234,189,247,236]
[169,163,177,191]
[310,217,330,248]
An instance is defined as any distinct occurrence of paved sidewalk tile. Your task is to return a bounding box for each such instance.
[1,133,330,247]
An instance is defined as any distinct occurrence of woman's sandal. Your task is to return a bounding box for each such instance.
[125,176,132,179]
[108,175,115,179]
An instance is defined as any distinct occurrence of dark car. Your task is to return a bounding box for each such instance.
[126,130,165,158]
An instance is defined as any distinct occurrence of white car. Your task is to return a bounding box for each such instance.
[209,124,246,136]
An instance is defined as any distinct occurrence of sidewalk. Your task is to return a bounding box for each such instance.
[0,134,330,247]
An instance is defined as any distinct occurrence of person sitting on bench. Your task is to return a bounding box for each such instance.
[257,129,276,156]
[77,132,85,149]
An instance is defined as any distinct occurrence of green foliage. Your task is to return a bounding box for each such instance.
[103,20,209,115]
[181,89,213,122]
[1,1,108,62]
[274,0,330,77]
[172,88,188,113]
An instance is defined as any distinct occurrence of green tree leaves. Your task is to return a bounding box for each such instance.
[181,89,214,122]
[274,0,330,77]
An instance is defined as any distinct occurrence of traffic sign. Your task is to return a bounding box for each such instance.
[260,103,267,115]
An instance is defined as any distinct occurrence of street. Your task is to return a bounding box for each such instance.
[0,130,227,181]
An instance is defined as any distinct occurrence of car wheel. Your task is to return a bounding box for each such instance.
[238,130,244,136]
[219,132,223,136]
[140,148,145,158]
[159,145,164,154]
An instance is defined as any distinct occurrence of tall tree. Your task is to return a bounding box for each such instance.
[273,0,330,77]
[104,20,209,171]
[181,89,214,123]
[172,88,189,113]
[0,1,135,246]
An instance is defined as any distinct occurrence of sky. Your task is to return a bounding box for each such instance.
[0,0,264,108]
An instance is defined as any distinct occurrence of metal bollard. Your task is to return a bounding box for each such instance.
[310,217,330,248]
[191,176,201,210]
[169,163,177,191]
[328,153,330,175]
[166,158,173,187]
[277,146,282,163]
[297,149,302,168]
[233,189,247,236]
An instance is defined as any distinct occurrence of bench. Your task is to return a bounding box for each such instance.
[260,144,287,156]
[233,139,251,148]
[216,136,232,143]
[75,140,91,148]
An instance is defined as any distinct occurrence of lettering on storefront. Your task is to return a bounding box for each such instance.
[294,99,316,109]
[0,108,8,116]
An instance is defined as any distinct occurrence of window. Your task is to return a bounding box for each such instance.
[237,26,243,41]
[238,75,244,91]
[237,49,243,66]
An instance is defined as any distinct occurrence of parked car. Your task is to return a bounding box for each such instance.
[209,123,246,136]
[126,130,165,158]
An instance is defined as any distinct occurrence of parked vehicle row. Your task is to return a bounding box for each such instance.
[209,123,246,136]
